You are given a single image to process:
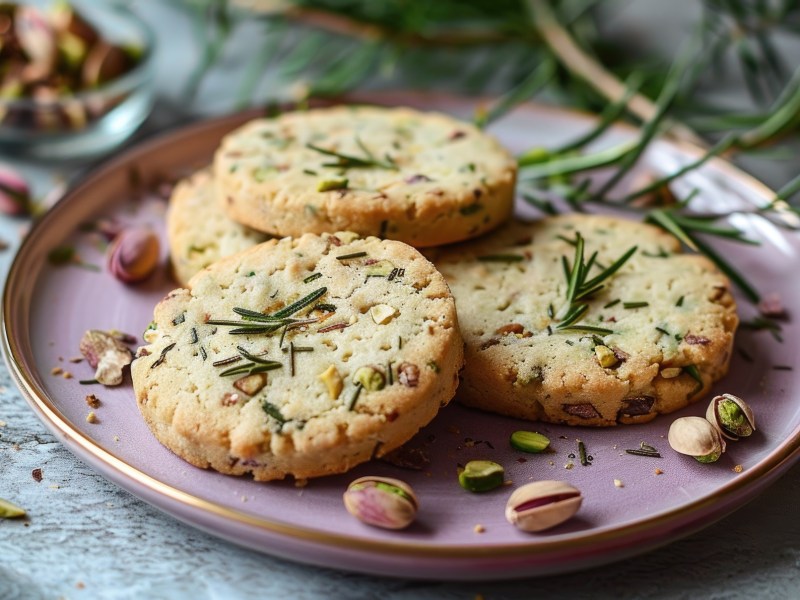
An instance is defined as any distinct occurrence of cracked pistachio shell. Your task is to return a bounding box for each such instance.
[706,394,755,441]
[505,481,582,532]
[668,416,726,463]
[343,476,418,530]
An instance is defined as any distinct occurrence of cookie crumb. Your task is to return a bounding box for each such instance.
[614,479,624,488]
[32,468,43,482]
[85,394,100,408]
[294,478,308,488]
[733,464,744,473]
[62,371,73,379]
[86,411,98,424]
[51,366,63,376]
[68,356,84,363]
[75,582,85,590]
[473,524,485,533]
[114,435,120,442]
[654,468,664,475]
[0,420,6,427]
[564,462,574,470]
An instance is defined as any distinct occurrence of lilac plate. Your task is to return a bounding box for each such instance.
[3,92,799,580]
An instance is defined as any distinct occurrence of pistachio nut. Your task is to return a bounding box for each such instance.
[79,329,134,386]
[343,476,418,530]
[370,303,398,325]
[352,365,386,391]
[107,227,160,284]
[365,260,395,277]
[668,416,726,463]
[505,480,582,532]
[0,163,31,216]
[318,364,343,400]
[706,393,755,441]
[510,431,550,453]
[458,460,505,493]
[594,345,618,368]
[233,373,267,396]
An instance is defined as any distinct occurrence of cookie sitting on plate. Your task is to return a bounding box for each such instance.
[166,169,269,286]
[213,105,517,247]
[131,231,463,481]
[430,214,739,426]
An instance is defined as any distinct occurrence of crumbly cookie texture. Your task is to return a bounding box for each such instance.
[131,232,463,481]
[213,105,517,247]
[429,214,738,427]
[166,169,269,286]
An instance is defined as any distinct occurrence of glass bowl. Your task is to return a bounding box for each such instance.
[0,0,155,160]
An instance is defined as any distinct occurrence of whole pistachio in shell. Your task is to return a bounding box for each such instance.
[505,480,582,532]
[706,394,755,441]
[107,227,160,284]
[668,416,726,463]
[343,476,418,530]
[0,163,31,216]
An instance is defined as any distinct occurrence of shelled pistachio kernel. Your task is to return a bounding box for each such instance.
[365,260,395,277]
[668,416,726,463]
[510,431,550,453]
[458,460,505,493]
[660,367,682,379]
[352,365,386,391]
[318,365,343,400]
[505,480,582,532]
[706,394,755,441]
[343,476,418,530]
[370,304,398,325]
[594,345,618,368]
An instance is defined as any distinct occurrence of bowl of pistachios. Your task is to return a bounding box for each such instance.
[0,0,154,159]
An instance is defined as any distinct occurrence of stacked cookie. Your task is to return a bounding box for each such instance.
[135,104,737,481]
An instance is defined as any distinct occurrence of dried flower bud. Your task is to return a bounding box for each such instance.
[0,163,31,216]
[107,227,160,284]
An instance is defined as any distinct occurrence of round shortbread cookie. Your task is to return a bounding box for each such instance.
[131,232,463,481]
[213,105,517,247]
[429,214,738,427]
[166,169,269,286]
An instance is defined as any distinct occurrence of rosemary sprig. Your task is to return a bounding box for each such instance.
[209,288,327,337]
[555,232,637,331]
[307,139,398,171]
[474,57,555,129]
[645,209,760,302]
